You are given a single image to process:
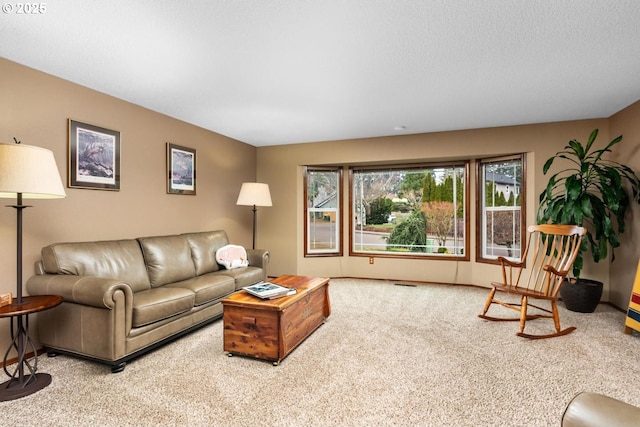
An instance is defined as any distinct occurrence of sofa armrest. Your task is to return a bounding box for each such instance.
[246,249,270,270]
[27,274,134,309]
[562,392,640,427]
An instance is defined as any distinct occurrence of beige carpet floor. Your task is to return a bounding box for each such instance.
[1,278,639,426]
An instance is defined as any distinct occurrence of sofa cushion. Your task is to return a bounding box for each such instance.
[132,287,195,327]
[216,244,249,269]
[213,266,265,289]
[183,231,230,275]
[40,240,151,293]
[138,235,196,287]
[166,273,235,306]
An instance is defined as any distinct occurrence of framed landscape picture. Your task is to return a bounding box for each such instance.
[167,143,196,195]
[68,120,120,190]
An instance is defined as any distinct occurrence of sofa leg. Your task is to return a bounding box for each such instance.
[111,362,126,373]
[47,351,59,358]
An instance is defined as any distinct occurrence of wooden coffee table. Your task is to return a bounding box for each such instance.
[222,275,330,365]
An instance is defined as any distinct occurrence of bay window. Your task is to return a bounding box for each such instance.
[350,163,468,259]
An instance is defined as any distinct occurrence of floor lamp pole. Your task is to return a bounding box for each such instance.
[251,204,257,250]
[14,193,25,304]
[0,193,52,401]
[13,193,26,384]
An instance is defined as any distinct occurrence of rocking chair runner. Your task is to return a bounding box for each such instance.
[478,224,586,339]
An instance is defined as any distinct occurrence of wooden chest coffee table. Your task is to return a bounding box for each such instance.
[222,275,330,365]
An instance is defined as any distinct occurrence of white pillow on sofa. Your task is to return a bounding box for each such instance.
[215,244,249,269]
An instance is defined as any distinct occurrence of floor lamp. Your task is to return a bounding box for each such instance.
[236,182,272,249]
[0,141,66,400]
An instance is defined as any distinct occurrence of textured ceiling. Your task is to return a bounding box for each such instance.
[2,1,640,146]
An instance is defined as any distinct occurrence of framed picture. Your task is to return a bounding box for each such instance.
[167,143,196,195]
[68,120,120,190]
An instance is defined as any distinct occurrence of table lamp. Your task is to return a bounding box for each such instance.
[236,182,272,249]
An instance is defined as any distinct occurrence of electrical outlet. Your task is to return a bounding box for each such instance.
[369,257,374,264]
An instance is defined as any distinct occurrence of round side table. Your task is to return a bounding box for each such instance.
[0,294,63,402]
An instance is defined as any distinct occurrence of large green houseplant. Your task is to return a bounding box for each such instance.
[537,129,640,312]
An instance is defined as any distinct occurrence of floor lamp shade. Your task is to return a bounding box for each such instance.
[236,182,272,250]
[0,143,66,199]
[236,182,272,207]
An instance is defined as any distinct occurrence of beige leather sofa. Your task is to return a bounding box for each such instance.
[26,230,268,373]
[562,392,640,427]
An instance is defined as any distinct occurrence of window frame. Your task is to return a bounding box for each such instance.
[475,154,527,265]
[349,162,470,261]
[303,166,344,257]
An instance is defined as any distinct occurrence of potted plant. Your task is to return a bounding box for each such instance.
[537,129,640,312]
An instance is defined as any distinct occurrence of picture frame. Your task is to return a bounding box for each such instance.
[167,143,196,195]
[68,120,120,190]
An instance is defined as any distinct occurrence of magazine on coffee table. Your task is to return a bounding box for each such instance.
[243,282,297,299]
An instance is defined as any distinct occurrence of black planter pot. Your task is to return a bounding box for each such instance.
[560,278,603,313]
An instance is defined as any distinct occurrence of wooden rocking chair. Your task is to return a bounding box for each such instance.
[478,224,586,339]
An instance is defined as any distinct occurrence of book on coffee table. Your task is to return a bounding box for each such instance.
[243,282,297,299]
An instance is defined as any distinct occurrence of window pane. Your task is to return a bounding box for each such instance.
[305,168,342,256]
[351,164,467,258]
[308,210,337,250]
[479,156,524,262]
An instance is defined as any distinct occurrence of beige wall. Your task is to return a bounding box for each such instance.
[0,58,258,352]
[609,100,640,308]
[258,110,640,308]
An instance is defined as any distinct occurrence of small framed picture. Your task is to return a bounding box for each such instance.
[167,143,196,195]
[68,120,120,190]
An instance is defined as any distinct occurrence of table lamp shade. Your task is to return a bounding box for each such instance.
[0,143,66,199]
[236,182,272,207]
